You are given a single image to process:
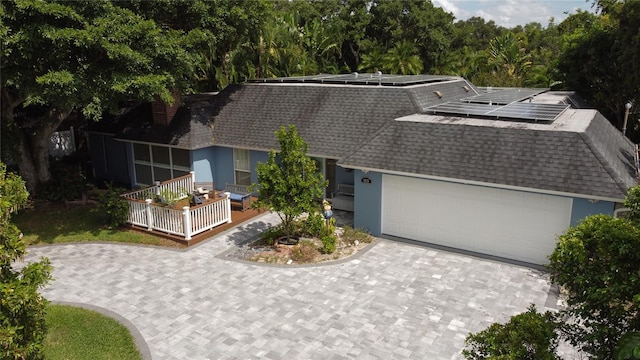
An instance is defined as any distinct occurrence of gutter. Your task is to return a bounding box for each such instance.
[338,163,626,204]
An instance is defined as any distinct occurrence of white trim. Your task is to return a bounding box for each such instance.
[250,77,467,90]
[214,144,336,159]
[343,165,625,203]
[614,207,631,218]
[233,148,251,185]
[114,138,193,150]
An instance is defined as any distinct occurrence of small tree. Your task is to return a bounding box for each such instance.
[0,163,52,360]
[548,213,640,358]
[463,304,560,360]
[252,125,327,243]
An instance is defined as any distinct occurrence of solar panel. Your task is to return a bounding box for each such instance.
[461,88,547,105]
[249,73,459,86]
[425,101,569,123]
[425,102,503,117]
[489,103,569,122]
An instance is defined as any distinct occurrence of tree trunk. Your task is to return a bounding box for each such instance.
[17,107,71,194]
[1,89,25,164]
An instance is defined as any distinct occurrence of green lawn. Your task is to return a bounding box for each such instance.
[44,304,143,360]
[13,202,183,248]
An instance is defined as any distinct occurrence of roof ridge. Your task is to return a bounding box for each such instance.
[337,120,395,164]
[578,118,634,198]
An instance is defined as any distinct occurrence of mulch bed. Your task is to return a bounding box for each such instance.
[224,228,373,265]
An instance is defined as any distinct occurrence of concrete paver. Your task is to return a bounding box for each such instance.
[24,212,558,359]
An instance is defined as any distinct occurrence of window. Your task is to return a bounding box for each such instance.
[233,148,251,186]
[132,144,191,186]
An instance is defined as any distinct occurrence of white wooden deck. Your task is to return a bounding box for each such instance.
[122,172,232,240]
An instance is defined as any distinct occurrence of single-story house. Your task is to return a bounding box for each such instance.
[88,73,639,265]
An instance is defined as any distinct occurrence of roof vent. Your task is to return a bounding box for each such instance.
[377,71,382,77]
[462,86,470,92]
[434,91,443,98]
[352,72,358,78]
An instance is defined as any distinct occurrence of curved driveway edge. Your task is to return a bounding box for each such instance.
[52,301,152,360]
[24,211,561,359]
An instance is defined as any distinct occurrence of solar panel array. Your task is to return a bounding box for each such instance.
[461,88,547,105]
[425,102,569,123]
[249,73,459,86]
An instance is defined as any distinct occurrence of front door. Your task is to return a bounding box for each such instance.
[325,159,337,198]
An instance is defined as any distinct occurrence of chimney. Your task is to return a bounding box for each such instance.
[151,90,181,126]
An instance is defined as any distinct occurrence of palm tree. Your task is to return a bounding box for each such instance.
[300,18,341,73]
[255,18,291,78]
[358,47,385,73]
[382,41,424,75]
[487,32,532,86]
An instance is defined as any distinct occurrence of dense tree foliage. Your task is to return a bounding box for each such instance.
[556,0,640,140]
[548,213,640,358]
[2,0,637,192]
[251,125,327,243]
[0,0,203,192]
[0,163,52,359]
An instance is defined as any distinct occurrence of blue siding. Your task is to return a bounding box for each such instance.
[570,198,615,225]
[213,147,234,190]
[250,150,270,184]
[336,166,354,186]
[354,170,382,235]
[192,148,215,184]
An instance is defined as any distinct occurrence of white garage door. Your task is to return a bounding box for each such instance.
[382,175,572,265]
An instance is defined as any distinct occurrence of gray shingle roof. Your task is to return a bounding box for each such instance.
[104,74,636,200]
[210,80,473,158]
[114,96,215,150]
[339,110,637,200]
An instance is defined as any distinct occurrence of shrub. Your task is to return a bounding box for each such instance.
[301,212,325,237]
[291,240,318,262]
[319,217,336,239]
[261,226,286,246]
[40,159,87,201]
[463,304,560,360]
[341,225,373,245]
[1,163,52,360]
[98,184,130,229]
[548,214,640,357]
[321,235,336,254]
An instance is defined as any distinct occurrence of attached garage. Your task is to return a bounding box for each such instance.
[381,174,573,265]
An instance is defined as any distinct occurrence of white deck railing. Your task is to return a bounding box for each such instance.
[122,172,195,201]
[122,173,232,240]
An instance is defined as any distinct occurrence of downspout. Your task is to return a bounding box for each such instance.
[633,144,640,184]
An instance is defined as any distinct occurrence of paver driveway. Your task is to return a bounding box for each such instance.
[24,212,558,359]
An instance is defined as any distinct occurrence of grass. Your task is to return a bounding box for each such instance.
[13,201,184,248]
[44,304,142,360]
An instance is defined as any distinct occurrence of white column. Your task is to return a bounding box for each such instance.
[183,206,192,240]
[154,181,161,196]
[145,199,153,231]
[224,192,232,224]
[190,171,196,193]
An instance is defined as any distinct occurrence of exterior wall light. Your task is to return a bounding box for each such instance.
[623,102,633,136]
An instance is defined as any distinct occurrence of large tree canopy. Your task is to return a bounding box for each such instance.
[557,1,640,139]
[1,0,203,192]
[2,0,635,193]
